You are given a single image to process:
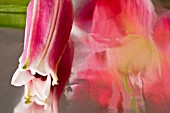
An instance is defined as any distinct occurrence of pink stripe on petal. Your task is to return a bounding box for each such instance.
[25,82,36,98]
[19,0,33,65]
[46,0,73,71]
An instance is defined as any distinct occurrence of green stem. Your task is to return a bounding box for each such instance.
[0,0,29,28]
[0,0,30,5]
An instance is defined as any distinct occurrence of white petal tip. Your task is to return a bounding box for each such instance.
[11,69,34,86]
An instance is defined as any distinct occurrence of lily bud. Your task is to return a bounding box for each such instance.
[11,0,73,107]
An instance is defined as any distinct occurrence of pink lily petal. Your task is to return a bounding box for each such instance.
[25,82,36,98]
[70,69,113,108]
[141,11,170,113]
[30,103,47,113]
[19,0,73,85]
[51,87,58,113]
[14,100,48,113]
[14,100,33,113]
[11,69,34,86]
[89,0,156,52]
[73,0,98,31]
[153,11,170,56]
[14,88,58,113]
[32,75,51,100]
[86,52,108,71]
[55,40,74,98]
[71,25,92,74]
[24,82,48,105]
[31,96,47,106]
[143,58,170,113]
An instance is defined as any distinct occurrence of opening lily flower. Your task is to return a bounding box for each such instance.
[87,0,170,112]
[88,0,161,112]
[67,0,170,113]
[11,0,73,109]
